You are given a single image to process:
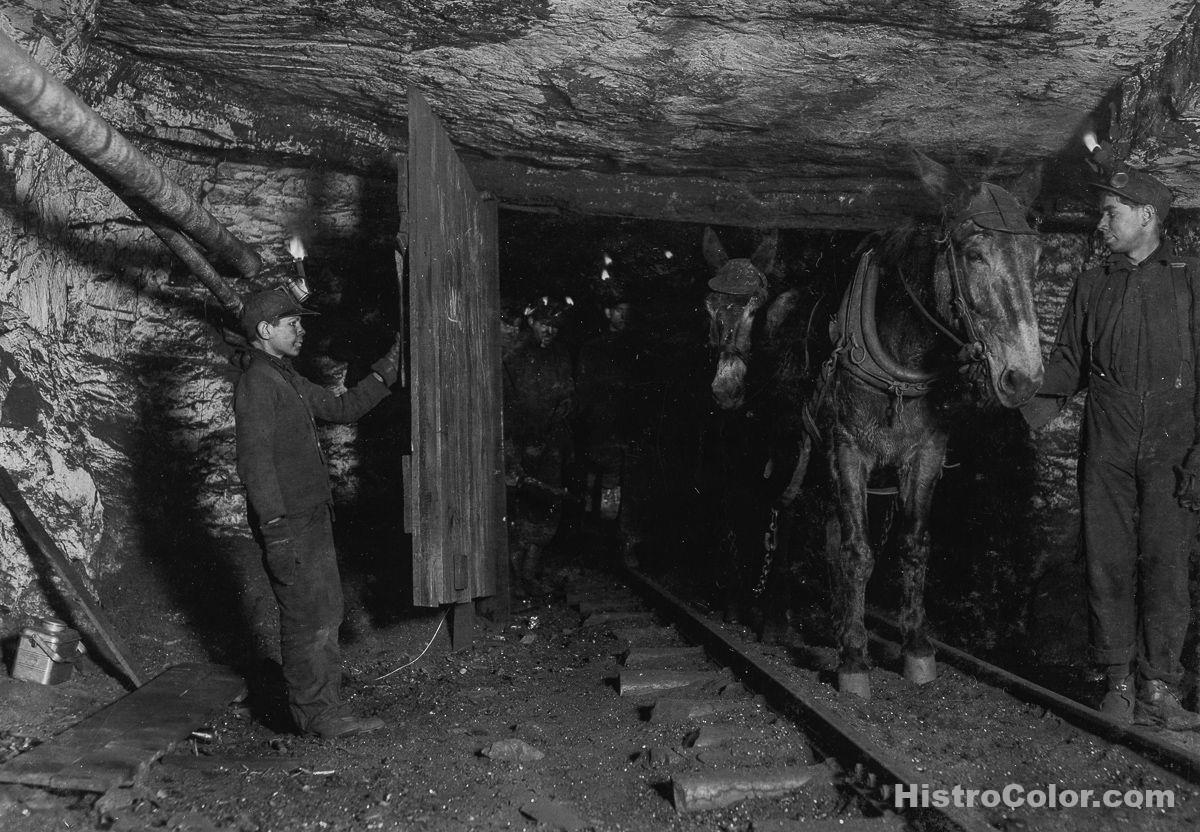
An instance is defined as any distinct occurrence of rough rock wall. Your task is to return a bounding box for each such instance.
[0,15,400,628]
[0,5,110,624]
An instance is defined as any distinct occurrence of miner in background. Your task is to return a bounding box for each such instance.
[1022,154,1200,731]
[234,287,400,739]
[576,278,650,565]
[503,295,575,595]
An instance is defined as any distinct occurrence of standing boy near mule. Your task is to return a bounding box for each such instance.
[235,287,399,738]
[1024,163,1200,730]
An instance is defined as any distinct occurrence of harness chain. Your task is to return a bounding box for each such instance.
[753,506,779,598]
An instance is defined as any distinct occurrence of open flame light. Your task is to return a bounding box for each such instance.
[1082,131,1099,154]
[284,235,311,303]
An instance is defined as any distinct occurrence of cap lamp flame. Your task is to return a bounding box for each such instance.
[601,268,611,281]
[1082,131,1099,154]
[284,236,311,303]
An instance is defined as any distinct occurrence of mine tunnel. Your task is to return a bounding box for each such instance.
[2,2,1200,830]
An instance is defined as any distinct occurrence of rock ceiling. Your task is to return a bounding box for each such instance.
[11,1,1200,228]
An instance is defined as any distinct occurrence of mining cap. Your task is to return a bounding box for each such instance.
[707,259,768,295]
[524,295,572,325]
[241,287,319,338]
[954,183,1037,235]
[1093,168,1172,220]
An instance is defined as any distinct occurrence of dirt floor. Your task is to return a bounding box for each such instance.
[2,536,1200,832]
[0,546,848,832]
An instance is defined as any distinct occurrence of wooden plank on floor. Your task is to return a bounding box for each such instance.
[622,646,707,667]
[0,663,244,792]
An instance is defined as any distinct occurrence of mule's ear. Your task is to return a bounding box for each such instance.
[702,227,729,270]
[764,288,800,343]
[1007,162,1044,208]
[912,149,969,203]
[750,230,779,276]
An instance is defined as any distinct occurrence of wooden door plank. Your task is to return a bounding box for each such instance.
[406,86,502,606]
[0,663,244,793]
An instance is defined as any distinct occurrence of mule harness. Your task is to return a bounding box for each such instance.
[751,185,1036,594]
[798,214,1009,440]
[754,234,988,596]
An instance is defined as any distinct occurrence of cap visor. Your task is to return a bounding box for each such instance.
[1091,182,1141,204]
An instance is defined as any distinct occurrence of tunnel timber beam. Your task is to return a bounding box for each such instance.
[0,466,143,690]
[0,29,255,314]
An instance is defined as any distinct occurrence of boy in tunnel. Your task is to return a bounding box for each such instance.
[1023,165,1200,731]
[234,287,400,739]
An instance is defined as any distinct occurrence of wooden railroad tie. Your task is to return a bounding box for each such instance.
[671,764,835,812]
[621,646,707,668]
[618,669,729,697]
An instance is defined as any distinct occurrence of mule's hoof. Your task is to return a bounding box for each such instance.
[838,671,871,700]
[903,653,937,685]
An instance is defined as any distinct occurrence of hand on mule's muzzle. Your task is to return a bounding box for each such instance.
[956,358,997,406]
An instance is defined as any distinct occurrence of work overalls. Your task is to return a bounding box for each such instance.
[1076,251,1198,685]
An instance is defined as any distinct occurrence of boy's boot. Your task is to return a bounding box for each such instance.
[1138,679,1200,731]
[1098,665,1135,724]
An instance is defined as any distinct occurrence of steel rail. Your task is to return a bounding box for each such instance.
[623,566,996,832]
[866,611,1200,785]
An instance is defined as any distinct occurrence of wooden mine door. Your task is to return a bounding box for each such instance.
[399,86,505,613]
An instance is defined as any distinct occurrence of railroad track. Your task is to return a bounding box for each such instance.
[551,563,1200,831]
[8,560,1191,831]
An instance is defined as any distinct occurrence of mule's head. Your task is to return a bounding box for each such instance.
[705,288,767,409]
[914,153,1045,408]
[702,228,776,410]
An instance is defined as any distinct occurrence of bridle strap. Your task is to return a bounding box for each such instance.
[897,264,967,350]
[941,231,988,357]
[894,221,990,363]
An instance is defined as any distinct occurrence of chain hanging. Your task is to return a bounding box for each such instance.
[873,493,897,551]
[752,506,780,597]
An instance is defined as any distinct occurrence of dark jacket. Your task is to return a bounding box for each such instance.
[234,349,389,521]
[1041,241,1198,397]
[502,336,574,446]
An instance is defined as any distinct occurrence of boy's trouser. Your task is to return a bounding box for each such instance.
[1081,376,1196,686]
[262,502,344,732]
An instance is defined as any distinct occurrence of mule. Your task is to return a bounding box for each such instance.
[703,152,1043,698]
